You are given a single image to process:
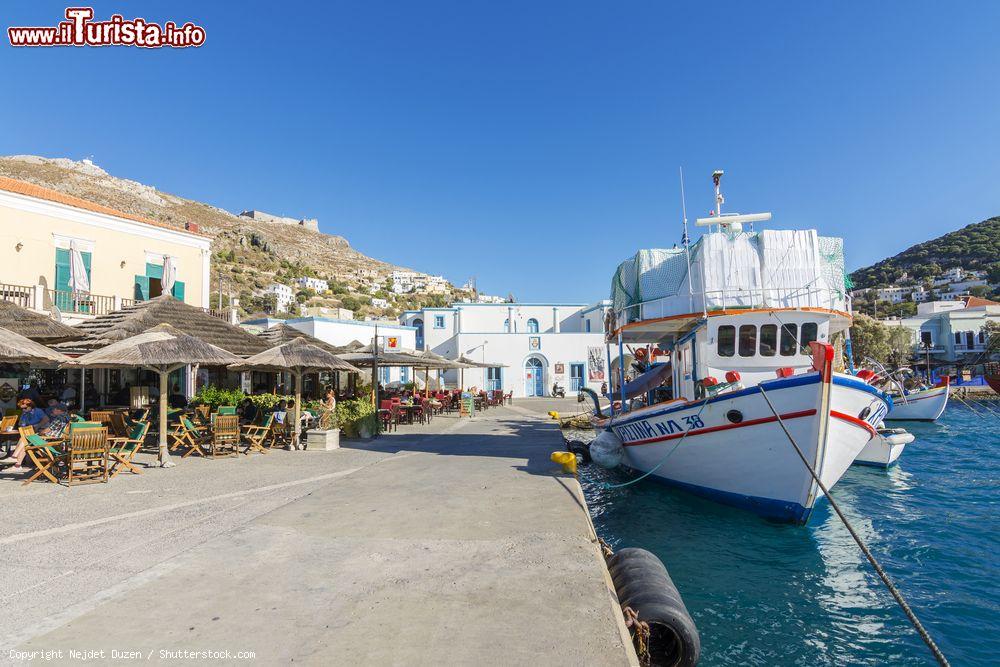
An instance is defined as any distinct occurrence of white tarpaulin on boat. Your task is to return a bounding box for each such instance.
[610,229,849,320]
[697,232,762,311]
[757,230,822,309]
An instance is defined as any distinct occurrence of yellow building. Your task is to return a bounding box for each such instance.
[0,177,211,322]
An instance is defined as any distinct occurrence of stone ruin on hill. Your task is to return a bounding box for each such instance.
[238,209,320,232]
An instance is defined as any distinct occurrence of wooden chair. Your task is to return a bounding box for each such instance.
[109,411,130,438]
[210,415,240,458]
[108,421,149,477]
[1,414,18,433]
[242,413,274,455]
[194,404,212,425]
[218,405,237,416]
[179,416,210,458]
[378,400,396,432]
[65,427,109,486]
[19,426,64,486]
[70,421,104,432]
[89,410,114,427]
[268,417,292,450]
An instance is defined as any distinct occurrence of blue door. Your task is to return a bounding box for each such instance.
[525,358,544,397]
[570,363,585,391]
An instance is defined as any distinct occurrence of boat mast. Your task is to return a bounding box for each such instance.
[679,166,696,315]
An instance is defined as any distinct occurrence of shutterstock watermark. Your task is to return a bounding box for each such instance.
[8,7,205,48]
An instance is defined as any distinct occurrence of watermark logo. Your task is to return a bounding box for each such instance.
[8,7,206,48]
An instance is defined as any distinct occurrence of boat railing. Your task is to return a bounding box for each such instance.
[617,285,845,325]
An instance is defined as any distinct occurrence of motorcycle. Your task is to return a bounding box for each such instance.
[552,383,566,398]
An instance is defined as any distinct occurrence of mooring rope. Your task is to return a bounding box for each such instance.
[757,385,949,666]
[601,394,712,490]
[951,392,987,420]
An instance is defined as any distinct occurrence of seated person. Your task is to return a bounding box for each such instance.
[272,400,288,424]
[239,398,259,425]
[0,400,58,471]
[44,397,62,416]
[168,385,188,409]
[39,403,71,439]
[17,398,49,431]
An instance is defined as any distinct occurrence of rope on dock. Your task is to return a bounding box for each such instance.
[757,385,950,667]
[600,395,712,490]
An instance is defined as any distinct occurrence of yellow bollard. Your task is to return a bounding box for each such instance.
[548,411,560,420]
[551,451,578,474]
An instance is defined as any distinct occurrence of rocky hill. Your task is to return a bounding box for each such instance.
[850,217,1000,289]
[0,155,464,317]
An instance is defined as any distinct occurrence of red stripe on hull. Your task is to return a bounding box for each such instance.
[830,410,877,437]
[622,409,818,447]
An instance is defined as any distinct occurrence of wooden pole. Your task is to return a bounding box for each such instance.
[293,369,302,450]
[158,369,174,467]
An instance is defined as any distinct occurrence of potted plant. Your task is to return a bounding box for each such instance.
[305,402,341,450]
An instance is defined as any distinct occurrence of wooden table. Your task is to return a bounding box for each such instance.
[0,428,19,457]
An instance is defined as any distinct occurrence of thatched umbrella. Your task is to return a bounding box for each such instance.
[409,350,473,397]
[65,323,243,467]
[0,326,72,367]
[454,354,507,391]
[0,300,81,343]
[231,338,361,449]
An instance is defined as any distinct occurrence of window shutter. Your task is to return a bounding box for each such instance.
[134,275,150,301]
[172,280,185,302]
[145,262,163,280]
[55,248,71,292]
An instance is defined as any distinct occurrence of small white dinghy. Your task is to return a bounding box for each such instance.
[885,378,950,422]
[854,427,914,468]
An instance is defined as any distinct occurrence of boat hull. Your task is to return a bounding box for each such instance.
[854,429,914,468]
[603,371,889,524]
[885,384,949,421]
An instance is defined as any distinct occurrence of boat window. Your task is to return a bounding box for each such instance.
[738,325,757,357]
[760,324,777,356]
[717,325,735,357]
[779,323,798,356]
[800,323,818,354]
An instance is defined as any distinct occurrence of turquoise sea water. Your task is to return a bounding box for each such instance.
[578,402,998,666]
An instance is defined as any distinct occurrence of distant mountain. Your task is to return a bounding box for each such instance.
[850,217,1000,289]
[0,156,467,317]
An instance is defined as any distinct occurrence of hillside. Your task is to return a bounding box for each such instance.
[850,217,1000,289]
[0,156,465,317]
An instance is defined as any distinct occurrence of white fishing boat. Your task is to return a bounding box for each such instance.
[884,379,950,422]
[590,171,891,524]
[853,427,914,467]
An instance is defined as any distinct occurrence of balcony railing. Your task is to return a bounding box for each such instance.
[48,289,117,316]
[0,282,33,309]
[1,281,233,322]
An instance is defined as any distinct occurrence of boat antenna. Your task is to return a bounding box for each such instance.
[679,167,696,314]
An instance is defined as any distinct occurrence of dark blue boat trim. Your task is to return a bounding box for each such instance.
[832,375,894,407]
[625,465,815,524]
[852,459,894,468]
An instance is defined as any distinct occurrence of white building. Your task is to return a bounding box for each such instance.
[266,283,295,312]
[371,297,390,309]
[297,276,329,292]
[242,316,418,386]
[933,267,966,286]
[475,293,507,304]
[302,305,353,320]
[400,301,611,398]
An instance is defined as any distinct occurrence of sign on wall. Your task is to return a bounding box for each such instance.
[587,347,606,380]
[554,363,564,374]
[529,336,541,351]
[385,336,400,350]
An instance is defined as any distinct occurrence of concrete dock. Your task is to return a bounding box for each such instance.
[0,401,635,665]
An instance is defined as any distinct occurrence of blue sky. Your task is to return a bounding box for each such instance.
[2,2,998,303]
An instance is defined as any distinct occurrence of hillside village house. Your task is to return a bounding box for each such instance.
[266,283,295,312]
[297,276,329,292]
[400,301,610,397]
[0,177,210,322]
[880,297,1000,374]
